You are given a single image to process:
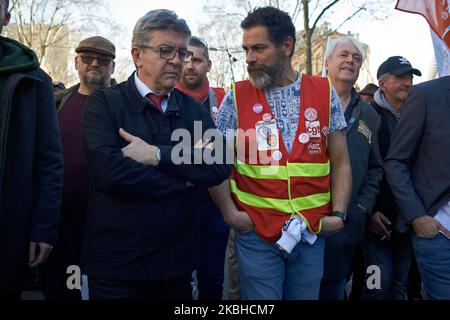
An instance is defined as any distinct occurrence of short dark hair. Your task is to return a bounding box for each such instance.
[241,6,296,53]
[189,36,209,60]
[132,9,191,47]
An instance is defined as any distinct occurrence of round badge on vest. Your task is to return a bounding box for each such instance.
[272,151,283,161]
[211,106,219,114]
[299,133,310,144]
[305,107,318,121]
[263,113,272,122]
[253,103,263,114]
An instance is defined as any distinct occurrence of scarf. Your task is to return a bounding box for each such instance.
[176,77,210,102]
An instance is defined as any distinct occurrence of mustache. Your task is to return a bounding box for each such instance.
[87,67,102,72]
[247,63,272,74]
[183,72,198,76]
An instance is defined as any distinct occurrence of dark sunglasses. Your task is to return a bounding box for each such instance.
[79,55,112,67]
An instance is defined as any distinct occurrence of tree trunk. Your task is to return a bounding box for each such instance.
[302,0,312,75]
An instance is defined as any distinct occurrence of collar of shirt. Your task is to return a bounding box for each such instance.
[134,72,171,113]
[374,89,400,120]
[344,88,360,123]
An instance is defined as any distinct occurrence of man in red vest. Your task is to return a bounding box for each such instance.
[210,6,352,300]
[176,36,229,300]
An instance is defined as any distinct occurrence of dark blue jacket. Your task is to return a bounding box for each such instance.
[385,76,450,232]
[82,73,231,281]
[370,100,400,225]
[323,89,383,280]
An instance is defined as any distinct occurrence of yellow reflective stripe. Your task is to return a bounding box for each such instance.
[230,179,292,213]
[291,192,331,212]
[235,160,330,180]
[235,160,288,180]
[287,161,330,177]
[230,180,330,213]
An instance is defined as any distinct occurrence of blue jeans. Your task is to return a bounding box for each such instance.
[412,232,450,300]
[362,230,413,300]
[197,197,230,300]
[235,230,324,300]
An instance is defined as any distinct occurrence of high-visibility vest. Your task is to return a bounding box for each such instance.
[230,75,332,242]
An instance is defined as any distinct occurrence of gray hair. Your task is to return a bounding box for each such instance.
[324,36,365,62]
[378,72,391,83]
[132,9,191,48]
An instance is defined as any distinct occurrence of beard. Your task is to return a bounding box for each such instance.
[247,50,286,89]
[181,72,204,89]
[82,70,110,90]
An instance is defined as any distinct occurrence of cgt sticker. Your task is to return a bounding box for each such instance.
[306,121,321,138]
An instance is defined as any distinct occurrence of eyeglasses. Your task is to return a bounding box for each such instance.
[140,45,193,63]
[79,55,113,67]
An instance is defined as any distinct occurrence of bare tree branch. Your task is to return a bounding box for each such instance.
[5,0,117,83]
[310,0,340,37]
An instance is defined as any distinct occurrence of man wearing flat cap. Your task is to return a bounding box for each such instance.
[362,56,421,300]
[41,36,116,300]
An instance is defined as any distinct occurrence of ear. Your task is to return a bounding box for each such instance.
[74,56,79,71]
[378,79,385,91]
[207,59,212,73]
[131,47,142,68]
[324,59,330,73]
[282,36,295,57]
[111,61,116,74]
[3,11,10,27]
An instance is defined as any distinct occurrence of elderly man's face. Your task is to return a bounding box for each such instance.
[380,73,413,105]
[75,51,115,89]
[326,43,362,86]
[133,29,189,94]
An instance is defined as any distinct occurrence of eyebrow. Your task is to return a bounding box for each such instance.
[242,43,267,50]
[338,50,361,58]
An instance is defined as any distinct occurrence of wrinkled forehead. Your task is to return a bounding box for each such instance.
[148,29,189,47]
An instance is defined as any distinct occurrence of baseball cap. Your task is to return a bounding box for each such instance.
[377,56,421,79]
[75,36,116,58]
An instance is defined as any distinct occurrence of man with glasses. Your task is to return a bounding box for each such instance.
[176,36,228,300]
[0,0,63,299]
[40,36,116,300]
[82,9,230,300]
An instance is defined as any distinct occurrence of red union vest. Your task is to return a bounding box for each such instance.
[230,75,332,243]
